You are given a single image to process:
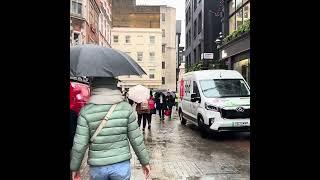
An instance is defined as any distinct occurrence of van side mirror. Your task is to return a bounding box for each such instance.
[191,93,201,103]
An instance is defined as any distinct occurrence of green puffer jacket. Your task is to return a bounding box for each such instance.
[70,101,150,171]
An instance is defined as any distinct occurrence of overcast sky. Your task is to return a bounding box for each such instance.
[136,0,185,48]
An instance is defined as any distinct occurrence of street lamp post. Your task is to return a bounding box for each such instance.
[215,32,224,49]
[214,32,224,69]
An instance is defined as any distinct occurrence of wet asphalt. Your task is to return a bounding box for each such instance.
[81,110,250,180]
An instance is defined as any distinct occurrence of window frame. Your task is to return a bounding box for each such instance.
[193,20,197,38]
[198,11,202,34]
[113,35,119,43]
[71,0,82,16]
[125,35,131,43]
[137,52,143,61]
[150,36,155,44]
[149,74,155,79]
[162,45,166,53]
[228,0,250,35]
[149,52,155,61]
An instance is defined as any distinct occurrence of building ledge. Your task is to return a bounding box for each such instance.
[220,32,250,49]
[71,13,85,21]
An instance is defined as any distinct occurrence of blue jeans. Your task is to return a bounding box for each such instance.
[90,160,131,180]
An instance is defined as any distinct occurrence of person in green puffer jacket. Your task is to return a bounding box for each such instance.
[70,77,151,180]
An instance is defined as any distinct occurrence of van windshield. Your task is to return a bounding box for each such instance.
[199,79,250,98]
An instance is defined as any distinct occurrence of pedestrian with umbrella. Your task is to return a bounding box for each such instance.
[70,44,151,180]
[128,85,152,132]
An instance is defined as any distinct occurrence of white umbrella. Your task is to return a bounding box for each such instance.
[128,85,150,103]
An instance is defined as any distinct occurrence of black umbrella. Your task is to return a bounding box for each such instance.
[70,44,146,77]
[163,91,175,98]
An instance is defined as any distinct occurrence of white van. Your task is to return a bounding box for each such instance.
[178,70,250,138]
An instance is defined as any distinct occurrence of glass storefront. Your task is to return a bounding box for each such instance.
[233,58,250,85]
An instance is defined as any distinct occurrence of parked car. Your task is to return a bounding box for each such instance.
[178,70,250,138]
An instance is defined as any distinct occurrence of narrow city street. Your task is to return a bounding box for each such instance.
[81,109,250,180]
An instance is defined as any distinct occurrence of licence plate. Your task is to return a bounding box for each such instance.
[233,122,249,127]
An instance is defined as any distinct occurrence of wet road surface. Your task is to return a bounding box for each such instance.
[81,110,250,180]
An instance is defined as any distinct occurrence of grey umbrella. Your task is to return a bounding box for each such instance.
[70,44,146,77]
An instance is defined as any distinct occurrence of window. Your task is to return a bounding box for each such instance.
[162,29,165,37]
[199,79,250,98]
[73,32,80,45]
[162,62,165,69]
[186,56,188,67]
[149,69,155,79]
[243,2,250,21]
[233,58,250,83]
[137,52,143,61]
[198,44,201,60]
[149,52,155,61]
[162,13,165,21]
[193,81,200,96]
[194,0,197,10]
[71,0,82,15]
[125,35,131,43]
[162,77,166,84]
[188,30,191,46]
[228,0,250,35]
[236,9,243,29]
[236,0,243,9]
[193,49,197,63]
[186,10,189,25]
[162,45,166,53]
[198,12,202,34]
[189,6,191,21]
[186,32,188,48]
[193,20,197,38]
[229,15,236,34]
[113,35,119,43]
[150,36,155,44]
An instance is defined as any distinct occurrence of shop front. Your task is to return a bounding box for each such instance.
[219,33,250,85]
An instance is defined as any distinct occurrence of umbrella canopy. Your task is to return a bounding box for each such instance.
[128,85,150,103]
[70,44,146,77]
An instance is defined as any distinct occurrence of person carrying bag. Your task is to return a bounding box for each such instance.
[70,77,151,180]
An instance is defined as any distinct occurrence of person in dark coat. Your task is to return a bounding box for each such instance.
[165,93,175,119]
[155,92,166,120]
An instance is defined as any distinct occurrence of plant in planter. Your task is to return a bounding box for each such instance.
[223,20,250,45]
